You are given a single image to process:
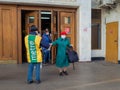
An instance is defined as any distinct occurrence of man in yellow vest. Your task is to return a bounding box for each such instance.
[25,25,42,84]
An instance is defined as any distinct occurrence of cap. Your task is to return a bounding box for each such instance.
[30,25,38,32]
[60,31,67,35]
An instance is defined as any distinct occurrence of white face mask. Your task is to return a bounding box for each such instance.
[61,35,66,39]
[46,32,49,35]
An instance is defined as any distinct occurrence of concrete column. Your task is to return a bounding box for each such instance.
[77,0,91,62]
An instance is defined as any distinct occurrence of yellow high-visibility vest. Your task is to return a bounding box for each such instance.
[25,35,42,63]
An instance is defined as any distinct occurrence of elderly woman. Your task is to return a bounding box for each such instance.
[51,31,70,76]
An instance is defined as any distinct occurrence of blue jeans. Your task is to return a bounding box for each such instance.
[27,63,41,81]
[42,48,50,63]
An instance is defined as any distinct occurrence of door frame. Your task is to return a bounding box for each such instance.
[17,6,76,64]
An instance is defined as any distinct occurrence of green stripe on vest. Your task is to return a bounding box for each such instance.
[28,35,37,63]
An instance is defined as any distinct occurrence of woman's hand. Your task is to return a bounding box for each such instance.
[48,43,52,50]
[49,43,52,46]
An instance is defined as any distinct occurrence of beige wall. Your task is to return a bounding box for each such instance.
[92,0,100,8]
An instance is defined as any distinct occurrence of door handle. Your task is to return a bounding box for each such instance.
[114,40,118,42]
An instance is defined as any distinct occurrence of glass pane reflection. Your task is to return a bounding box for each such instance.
[29,16,35,23]
[64,17,70,24]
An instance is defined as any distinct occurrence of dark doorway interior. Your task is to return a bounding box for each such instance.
[41,11,52,62]
[22,10,36,63]
[21,10,27,63]
[41,11,51,35]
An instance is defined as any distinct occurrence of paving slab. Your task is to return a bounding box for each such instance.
[0,61,120,90]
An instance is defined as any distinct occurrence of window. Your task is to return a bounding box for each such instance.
[92,24,101,49]
[92,9,101,49]
[64,17,70,24]
[29,16,35,23]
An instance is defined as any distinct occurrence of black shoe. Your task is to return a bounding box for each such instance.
[36,80,41,84]
[59,72,63,76]
[27,80,33,84]
[63,71,68,75]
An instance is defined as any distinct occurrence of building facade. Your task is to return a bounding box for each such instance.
[0,0,91,64]
[92,0,120,63]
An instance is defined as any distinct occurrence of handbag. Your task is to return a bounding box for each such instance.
[66,46,79,70]
[66,46,79,63]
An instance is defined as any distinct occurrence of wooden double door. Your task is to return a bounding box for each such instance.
[0,5,17,62]
[24,10,75,63]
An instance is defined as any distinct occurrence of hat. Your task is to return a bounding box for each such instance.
[60,31,67,35]
[30,25,38,32]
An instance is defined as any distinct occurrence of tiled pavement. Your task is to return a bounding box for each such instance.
[0,61,120,90]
